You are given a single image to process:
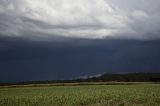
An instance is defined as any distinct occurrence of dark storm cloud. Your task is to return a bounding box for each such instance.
[1,38,160,82]
[0,0,160,82]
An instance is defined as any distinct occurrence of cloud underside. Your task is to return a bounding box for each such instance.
[0,0,160,40]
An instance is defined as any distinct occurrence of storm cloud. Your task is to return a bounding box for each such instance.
[1,38,160,82]
[0,0,160,40]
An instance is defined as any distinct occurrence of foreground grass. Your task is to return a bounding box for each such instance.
[0,83,160,106]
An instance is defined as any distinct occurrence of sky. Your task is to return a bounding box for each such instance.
[0,0,160,82]
[0,0,160,40]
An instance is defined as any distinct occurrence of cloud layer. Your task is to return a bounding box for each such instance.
[0,0,160,40]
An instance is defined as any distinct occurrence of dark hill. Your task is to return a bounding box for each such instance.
[75,72,160,82]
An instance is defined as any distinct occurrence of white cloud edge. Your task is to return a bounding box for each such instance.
[0,0,160,40]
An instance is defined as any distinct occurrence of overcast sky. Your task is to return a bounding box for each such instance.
[0,0,160,40]
[1,1,160,82]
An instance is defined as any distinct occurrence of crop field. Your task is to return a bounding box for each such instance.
[0,83,160,106]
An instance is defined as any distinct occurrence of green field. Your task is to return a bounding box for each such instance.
[0,83,160,106]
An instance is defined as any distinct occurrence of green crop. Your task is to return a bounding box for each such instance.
[0,84,160,106]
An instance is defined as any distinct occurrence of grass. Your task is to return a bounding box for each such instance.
[0,83,160,106]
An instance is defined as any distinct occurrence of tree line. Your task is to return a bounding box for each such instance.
[0,72,160,86]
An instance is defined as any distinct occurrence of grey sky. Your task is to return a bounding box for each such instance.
[0,0,160,40]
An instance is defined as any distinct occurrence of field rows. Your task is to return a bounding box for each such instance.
[0,84,160,106]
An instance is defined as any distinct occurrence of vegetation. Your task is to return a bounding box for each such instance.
[0,83,160,106]
[76,72,160,82]
[1,72,160,86]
